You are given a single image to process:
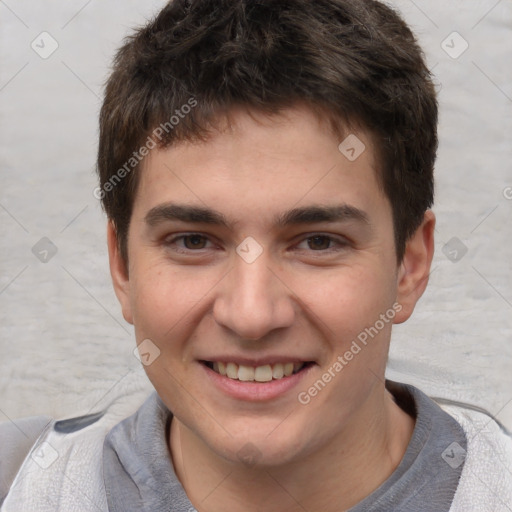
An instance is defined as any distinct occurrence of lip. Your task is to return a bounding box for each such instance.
[200,360,316,402]
[199,355,315,366]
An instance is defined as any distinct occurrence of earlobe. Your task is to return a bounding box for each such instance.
[394,210,436,324]
[107,221,134,325]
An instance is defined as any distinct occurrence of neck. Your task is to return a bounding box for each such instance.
[169,386,415,512]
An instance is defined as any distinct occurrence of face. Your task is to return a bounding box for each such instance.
[109,105,433,467]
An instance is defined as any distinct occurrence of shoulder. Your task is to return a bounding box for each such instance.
[0,415,52,505]
[0,411,109,511]
[436,399,512,512]
[0,388,153,511]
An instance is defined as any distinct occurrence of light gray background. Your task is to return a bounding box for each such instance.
[1,0,511,428]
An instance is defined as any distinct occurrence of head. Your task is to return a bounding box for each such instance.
[98,0,437,468]
[97,0,437,266]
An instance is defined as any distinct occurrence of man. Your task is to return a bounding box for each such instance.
[1,0,511,510]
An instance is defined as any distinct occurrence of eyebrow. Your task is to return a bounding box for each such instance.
[275,205,370,227]
[144,203,371,229]
[145,204,231,228]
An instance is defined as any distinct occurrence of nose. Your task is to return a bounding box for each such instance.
[212,253,296,340]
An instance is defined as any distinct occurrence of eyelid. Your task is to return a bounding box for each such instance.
[162,231,350,255]
[163,232,217,251]
[293,233,350,251]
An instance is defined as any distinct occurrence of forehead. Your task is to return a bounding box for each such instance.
[133,105,387,228]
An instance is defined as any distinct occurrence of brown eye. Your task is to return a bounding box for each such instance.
[183,234,208,249]
[306,236,332,250]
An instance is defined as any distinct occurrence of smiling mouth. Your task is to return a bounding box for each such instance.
[201,361,314,382]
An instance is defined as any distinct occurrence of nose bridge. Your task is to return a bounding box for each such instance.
[213,252,295,339]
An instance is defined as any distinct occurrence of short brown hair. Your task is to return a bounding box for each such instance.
[97,0,438,264]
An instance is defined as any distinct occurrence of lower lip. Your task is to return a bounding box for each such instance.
[201,363,315,402]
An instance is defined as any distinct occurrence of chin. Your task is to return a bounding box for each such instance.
[205,423,311,469]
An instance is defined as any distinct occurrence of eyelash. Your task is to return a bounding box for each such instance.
[164,233,216,253]
[294,234,349,252]
[163,233,349,254]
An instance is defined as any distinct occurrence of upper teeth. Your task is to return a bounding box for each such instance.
[212,362,304,382]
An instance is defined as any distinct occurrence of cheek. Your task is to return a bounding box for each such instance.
[289,263,397,338]
[129,262,218,346]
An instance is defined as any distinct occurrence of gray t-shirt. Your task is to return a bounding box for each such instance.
[103,380,467,511]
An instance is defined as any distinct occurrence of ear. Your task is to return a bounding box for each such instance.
[107,221,134,325]
[394,210,435,324]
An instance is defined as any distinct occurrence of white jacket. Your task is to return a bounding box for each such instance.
[1,394,511,512]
